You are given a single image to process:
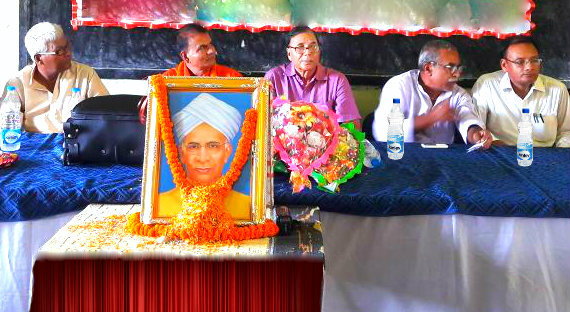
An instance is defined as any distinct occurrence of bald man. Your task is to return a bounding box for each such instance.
[158,93,251,220]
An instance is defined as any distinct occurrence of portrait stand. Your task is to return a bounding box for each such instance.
[140,77,272,226]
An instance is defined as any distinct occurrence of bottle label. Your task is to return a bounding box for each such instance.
[387,134,404,154]
[1,129,21,144]
[1,112,20,128]
[517,143,533,161]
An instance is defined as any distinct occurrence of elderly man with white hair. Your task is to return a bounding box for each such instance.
[372,40,492,148]
[1,22,108,133]
[158,93,251,220]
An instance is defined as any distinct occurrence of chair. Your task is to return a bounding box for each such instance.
[362,113,375,141]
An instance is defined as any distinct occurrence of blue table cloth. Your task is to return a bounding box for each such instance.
[4,135,567,221]
[274,142,570,218]
[0,133,142,222]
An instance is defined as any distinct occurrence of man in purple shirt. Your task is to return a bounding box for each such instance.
[264,26,362,128]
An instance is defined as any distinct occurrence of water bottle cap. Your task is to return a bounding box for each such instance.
[71,87,81,93]
[393,98,400,104]
[6,86,16,92]
[522,108,529,113]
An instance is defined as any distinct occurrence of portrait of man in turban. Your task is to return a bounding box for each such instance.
[157,92,251,220]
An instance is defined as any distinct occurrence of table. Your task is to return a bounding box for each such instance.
[1,133,141,221]
[275,142,570,312]
[30,204,324,312]
[275,143,569,218]
[0,133,142,312]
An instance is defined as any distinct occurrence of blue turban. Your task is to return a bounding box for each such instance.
[173,93,243,144]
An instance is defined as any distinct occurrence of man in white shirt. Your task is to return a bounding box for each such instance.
[1,22,108,133]
[472,36,570,147]
[372,40,492,148]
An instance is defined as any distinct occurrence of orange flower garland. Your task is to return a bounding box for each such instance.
[126,75,279,244]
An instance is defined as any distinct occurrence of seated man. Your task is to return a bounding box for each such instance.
[372,40,492,148]
[472,36,570,147]
[1,22,108,133]
[139,23,241,123]
[158,93,250,220]
[264,26,361,128]
[163,23,241,77]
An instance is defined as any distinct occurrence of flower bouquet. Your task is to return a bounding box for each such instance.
[272,98,340,193]
[311,122,365,192]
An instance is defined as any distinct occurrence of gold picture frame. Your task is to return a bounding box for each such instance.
[140,77,272,225]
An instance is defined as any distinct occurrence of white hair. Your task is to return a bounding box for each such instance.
[24,22,65,63]
[418,40,458,70]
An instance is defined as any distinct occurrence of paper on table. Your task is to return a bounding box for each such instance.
[466,139,487,153]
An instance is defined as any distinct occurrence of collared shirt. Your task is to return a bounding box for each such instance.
[163,62,242,77]
[264,63,361,122]
[372,69,483,144]
[472,70,570,147]
[2,61,108,133]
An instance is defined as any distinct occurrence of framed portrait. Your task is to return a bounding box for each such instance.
[140,77,272,225]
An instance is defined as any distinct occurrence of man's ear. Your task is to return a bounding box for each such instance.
[423,63,433,75]
[34,54,42,64]
[287,48,293,62]
[179,145,187,160]
[500,59,508,72]
[224,143,233,163]
[180,51,188,63]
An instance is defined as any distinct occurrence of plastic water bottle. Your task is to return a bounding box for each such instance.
[1,86,22,151]
[517,108,533,166]
[363,139,382,168]
[387,98,404,160]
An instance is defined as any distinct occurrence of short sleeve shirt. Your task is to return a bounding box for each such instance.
[2,61,109,133]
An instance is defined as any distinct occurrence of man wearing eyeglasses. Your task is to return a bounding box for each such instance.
[1,22,108,133]
[372,40,492,147]
[158,93,251,220]
[264,26,361,129]
[472,36,570,147]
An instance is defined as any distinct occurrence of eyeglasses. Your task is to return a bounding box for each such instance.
[287,43,320,54]
[36,43,72,56]
[430,62,465,74]
[504,58,542,67]
[184,141,228,155]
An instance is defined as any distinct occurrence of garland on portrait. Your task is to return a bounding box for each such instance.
[125,75,278,244]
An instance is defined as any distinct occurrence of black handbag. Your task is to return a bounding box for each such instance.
[63,94,145,165]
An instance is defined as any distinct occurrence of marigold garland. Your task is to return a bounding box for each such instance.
[126,75,279,243]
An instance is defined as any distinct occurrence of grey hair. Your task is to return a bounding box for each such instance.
[418,40,458,70]
[24,22,65,63]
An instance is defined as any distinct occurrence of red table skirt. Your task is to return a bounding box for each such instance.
[31,258,323,312]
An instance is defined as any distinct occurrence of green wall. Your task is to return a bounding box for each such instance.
[352,85,380,119]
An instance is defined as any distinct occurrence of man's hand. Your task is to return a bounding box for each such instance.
[467,126,493,149]
[430,101,455,122]
[414,100,455,131]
